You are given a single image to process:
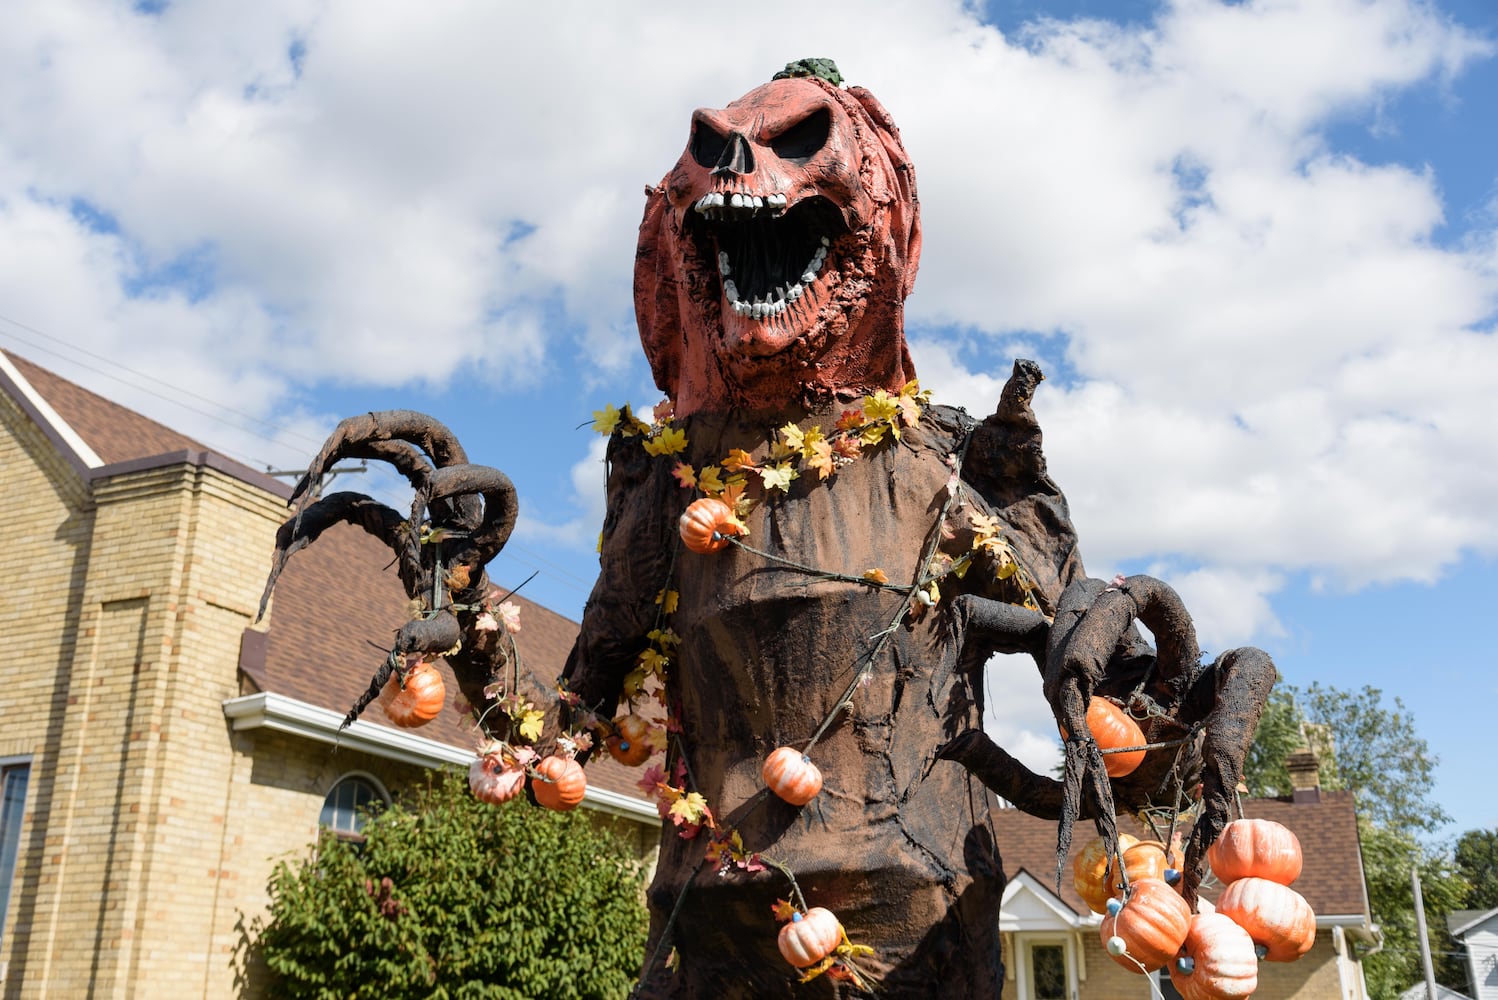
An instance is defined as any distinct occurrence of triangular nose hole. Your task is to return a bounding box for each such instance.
[713,133,755,176]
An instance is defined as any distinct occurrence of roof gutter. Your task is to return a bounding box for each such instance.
[222,691,659,823]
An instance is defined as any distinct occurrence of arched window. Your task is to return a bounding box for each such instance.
[320,774,388,843]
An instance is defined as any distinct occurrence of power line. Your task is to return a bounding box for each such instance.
[0,310,602,603]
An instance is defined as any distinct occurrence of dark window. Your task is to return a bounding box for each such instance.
[320,775,385,843]
[1031,943,1067,1000]
[0,761,30,943]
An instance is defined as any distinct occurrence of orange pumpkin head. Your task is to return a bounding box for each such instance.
[679,497,741,554]
[1100,877,1191,973]
[1207,818,1303,885]
[777,907,842,968]
[378,660,446,729]
[606,714,655,767]
[532,755,587,812]
[1217,877,1316,962]
[1169,912,1258,1000]
[762,747,822,805]
[637,72,922,417]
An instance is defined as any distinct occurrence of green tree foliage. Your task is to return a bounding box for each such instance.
[1454,828,1498,910]
[251,769,648,999]
[1240,686,1300,798]
[1294,682,1450,834]
[1357,822,1469,999]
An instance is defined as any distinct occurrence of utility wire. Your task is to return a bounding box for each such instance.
[0,310,602,603]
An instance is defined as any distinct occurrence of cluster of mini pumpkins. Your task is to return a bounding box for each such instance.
[376,661,593,812]
[1076,817,1315,999]
[468,746,588,812]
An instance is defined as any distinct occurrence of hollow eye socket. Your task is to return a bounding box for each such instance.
[690,119,728,169]
[769,108,830,164]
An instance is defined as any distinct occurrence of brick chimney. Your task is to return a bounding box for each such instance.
[1287,746,1321,803]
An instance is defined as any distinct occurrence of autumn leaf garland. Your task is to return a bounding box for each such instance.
[591,380,935,522]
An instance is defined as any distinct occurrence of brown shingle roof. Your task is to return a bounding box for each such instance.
[3,349,205,464]
[993,790,1368,918]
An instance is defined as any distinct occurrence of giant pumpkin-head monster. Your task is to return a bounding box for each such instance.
[636,66,922,416]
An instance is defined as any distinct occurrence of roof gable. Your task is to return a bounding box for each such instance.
[1,349,204,466]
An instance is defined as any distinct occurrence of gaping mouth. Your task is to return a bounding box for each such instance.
[688,194,847,321]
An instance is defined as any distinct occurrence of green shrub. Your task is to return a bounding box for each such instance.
[253,769,648,999]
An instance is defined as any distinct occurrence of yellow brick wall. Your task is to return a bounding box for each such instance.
[0,390,95,993]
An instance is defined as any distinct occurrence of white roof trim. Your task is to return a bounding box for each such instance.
[0,351,102,468]
[223,691,659,823]
[1001,870,1098,932]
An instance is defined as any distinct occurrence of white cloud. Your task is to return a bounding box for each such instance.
[0,0,1493,653]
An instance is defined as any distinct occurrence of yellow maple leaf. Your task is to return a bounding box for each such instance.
[805,438,834,480]
[863,389,899,424]
[638,647,670,675]
[722,448,757,472]
[669,791,710,827]
[591,403,622,435]
[516,708,545,743]
[860,422,889,447]
[622,667,647,697]
[760,462,798,492]
[697,464,725,494]
[643,426,689,456]
[969,511,1002,538]
[772,898,798,923]
[862,568,890,585]
[647,627,681,649]
[779,422,806,451]
[671,462,697,489]
[655,588,680,614]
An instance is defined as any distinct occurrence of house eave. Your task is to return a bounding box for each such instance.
[222,691,659,823]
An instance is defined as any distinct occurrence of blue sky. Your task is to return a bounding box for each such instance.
[0,0,1493,839]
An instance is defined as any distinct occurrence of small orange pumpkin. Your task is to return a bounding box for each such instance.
[1169,912,1258,1000]
[1217,876,1316,962]
[606,714,654,767]
[1100,877,1191,972]
[762,747,822,806]
[777,907,842,968]
[1074,833,1140,913]
[532,755,587,811]
[468,752,526,805]
[1088,698,1146,776]
[378,660,446,728]
[679,497,740,554]
[1207,818,1303,885]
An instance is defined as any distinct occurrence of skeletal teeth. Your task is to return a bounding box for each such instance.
[809,257,823,274]
[788,285,803,301]
[719,252,731,276]
[724,280,738,303]
[820,236,830,247]
[712,192,725,207]
[813,247,826,261]
[751,196,763,209]
[802,271,816,284]
[730,193,744,208]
